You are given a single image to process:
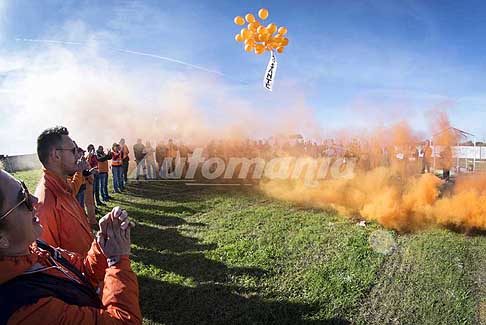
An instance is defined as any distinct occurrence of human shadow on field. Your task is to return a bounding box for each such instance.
[122,183,351,324]
[131,223,215,253]
[132,246,265,283]
[111,199,207,228]
[112,196,200,215]
[130,220,311,323]
[138,276,350,325]
[124,182,205,202]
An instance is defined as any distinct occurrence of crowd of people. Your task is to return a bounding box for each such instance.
[125,136,451,181]
[51,133,453,236]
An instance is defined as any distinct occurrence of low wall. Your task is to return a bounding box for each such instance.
[0,154,42,172]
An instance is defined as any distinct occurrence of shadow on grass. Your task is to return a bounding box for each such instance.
[122,180,255,204]
[90,180,356,324]
[132,224,215,253]
[127,209,204,228]
[133,228,349,324]
[123,181,205,203]
[139,276,350,324]
[131,221,349,324]
[113,196,200,214]
[133,246,265,284]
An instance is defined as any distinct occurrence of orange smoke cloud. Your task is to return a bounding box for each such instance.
[260,115,486,232]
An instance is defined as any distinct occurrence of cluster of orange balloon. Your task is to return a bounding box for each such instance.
[234,8,289,55]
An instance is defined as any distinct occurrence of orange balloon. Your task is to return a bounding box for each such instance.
[277,47,284,53]
[268,41,278,49]
[235,34,244,42]
[245,43,254,52]
[234,16,245,25]
[258,8,269,20]
[241,28,251,40]
[257,26,267,34]
[245,38,255,46]
[260,33,270,42]
[255,44,264,52]
[249,22,259,31]
[278,26,288,35]
[263,42,272,51]
[267,23,277,34]
[245,13,256,23]
[282,37,289,46]
[255,33,263,42]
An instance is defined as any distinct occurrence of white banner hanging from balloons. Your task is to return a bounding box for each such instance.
[263,50,278,91]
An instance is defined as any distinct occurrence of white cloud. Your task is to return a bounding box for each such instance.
[0,32,318,155]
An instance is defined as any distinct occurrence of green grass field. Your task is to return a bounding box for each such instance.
[13,169,486,324]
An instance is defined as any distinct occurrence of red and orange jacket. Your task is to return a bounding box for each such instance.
[0,241,141,324]
[88,152,98,168]
[111,152,123,167]
[35,169,94,255]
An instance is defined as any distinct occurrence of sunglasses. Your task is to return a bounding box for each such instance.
[0,181,34,221]
[56,147,77,155]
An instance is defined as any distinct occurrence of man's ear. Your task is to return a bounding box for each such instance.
[0,232,10,249]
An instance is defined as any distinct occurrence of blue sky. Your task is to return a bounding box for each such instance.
[2,0,486,154]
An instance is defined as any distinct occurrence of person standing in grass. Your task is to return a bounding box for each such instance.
[34,126,94,255]
[421,140,433,173]
[155,140,167,177]
[83,145,98,226]
[96,146,112,202]
[167,139,177,174]
[133,139,146,180]
[87,144,103,206]
[120,138,130,183]
[144,141,157,179]
[111,143,124,193]
[74,147,87,208]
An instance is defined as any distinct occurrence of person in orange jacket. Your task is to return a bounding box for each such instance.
[96,145,112,202]
[87,144,103,206]
[84,172,97,225]
[74,146,88,208]
[83,145,99,225]
[34,126,94,255]
[111,143,124,193]
[0,170,141,324]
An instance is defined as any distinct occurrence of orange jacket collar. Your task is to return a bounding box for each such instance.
[43,168,73,195]
[0,243,44,284]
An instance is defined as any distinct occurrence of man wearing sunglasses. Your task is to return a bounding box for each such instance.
[0,169,141,324]
[34,126,95,256]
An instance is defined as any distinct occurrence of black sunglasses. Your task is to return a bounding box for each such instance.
[0,181,34,221]
[56,147,77,155]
